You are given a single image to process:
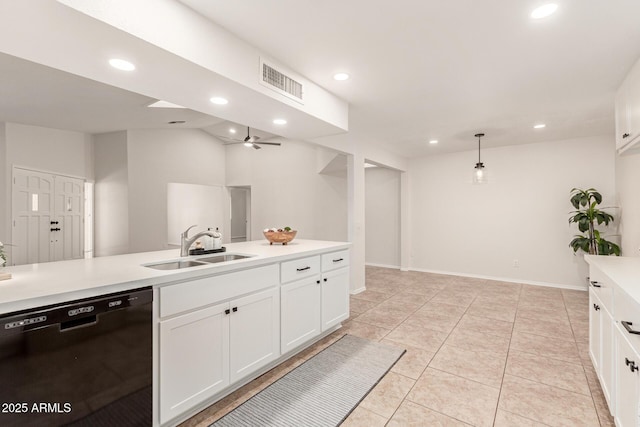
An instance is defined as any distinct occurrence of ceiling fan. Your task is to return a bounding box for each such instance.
[219,126,282,149]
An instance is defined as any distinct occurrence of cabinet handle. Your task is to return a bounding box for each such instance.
[627,358,639,372]
[332,258,344,263]
[225,309,230,315]
[623,133,630,139]
[316,280,320,284]
[589,280,601,288]
[323,278,328,282]
[232,307,238,313]
[296,266,311,272]
[593,304,600,311]
[622,321,640,335]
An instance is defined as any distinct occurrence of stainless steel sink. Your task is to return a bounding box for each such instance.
[145,260,207,270]
[197,254,253,263]
[144,254,253,270]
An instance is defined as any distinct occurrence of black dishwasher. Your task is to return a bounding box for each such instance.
[0,288,153,427]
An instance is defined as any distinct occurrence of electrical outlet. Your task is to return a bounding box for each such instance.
[513,259,519,268]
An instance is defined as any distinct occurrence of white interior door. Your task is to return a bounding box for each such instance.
[12,168,85,266]
[12,168,55,265]
[54,175,84,261]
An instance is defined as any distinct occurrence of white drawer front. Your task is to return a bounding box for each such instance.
[321,249,350,272]
[281,255,320,284]
[589,267,614,314]
[160,264,279,318]
[615,287,640,354]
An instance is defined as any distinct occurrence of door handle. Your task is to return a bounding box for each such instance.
[622,321,640,335]
[589,280,601,288]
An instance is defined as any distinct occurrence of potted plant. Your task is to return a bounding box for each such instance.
[0,241,6,267]
[569,188,620,256]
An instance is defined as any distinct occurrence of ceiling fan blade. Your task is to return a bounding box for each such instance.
[217,134,242,143]
[255,141,281,146]
[252,143,262,150]
[222,141,243,146]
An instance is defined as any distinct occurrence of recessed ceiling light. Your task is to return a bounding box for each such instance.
[333,73,350,81]
[531,3,558,19]
[210,97,229,105]
[229,128,236,134]
[533,124,546,129]
[273,119,287,125]
[429,140,438,144]
[108,58,135,71]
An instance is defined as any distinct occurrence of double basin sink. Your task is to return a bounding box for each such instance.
[145,254,253,271]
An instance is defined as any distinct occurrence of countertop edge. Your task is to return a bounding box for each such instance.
[0,240,351,315]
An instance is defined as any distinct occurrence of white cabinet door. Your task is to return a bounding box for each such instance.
[589,290,602,373]
[229,287,280,383]
[321,267,350,332]
[615,330,640,427]
[281,276,321,354]
[159,302,230,425]
[601,308,615,412]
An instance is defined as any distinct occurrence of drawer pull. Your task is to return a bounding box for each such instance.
[589,280,601,288]
[593,304,600,311]
[622,321,640,335]
[296,266,311,272]
[332,258,344,263]
[225,309,230,315]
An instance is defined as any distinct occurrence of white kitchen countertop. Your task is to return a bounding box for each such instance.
[0,239,350,315]
[584,255,640,303]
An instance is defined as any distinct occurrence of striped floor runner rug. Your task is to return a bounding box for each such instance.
[211,334,405,427]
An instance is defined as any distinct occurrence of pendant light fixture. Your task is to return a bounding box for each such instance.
[473,133,488,184]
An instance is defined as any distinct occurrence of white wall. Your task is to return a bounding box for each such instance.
[94,131,129,256]
[616,150,640,256]
[365,167,401,268]
[409,135,616,289]
[5,123,93,179]
[126,129,226,253]
[226,140,348,243]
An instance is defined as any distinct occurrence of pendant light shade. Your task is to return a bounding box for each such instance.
[472,133,488,184]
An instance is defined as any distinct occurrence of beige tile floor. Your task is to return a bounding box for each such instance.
[181,267,613,427]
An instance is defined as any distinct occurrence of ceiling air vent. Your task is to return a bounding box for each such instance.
[260,59,304,104]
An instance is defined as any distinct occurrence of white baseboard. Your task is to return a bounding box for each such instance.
[365,262,401,269]
[407,267,587,292]
[350,286,366,295]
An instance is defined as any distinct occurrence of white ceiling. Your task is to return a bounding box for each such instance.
[179,0,640,156]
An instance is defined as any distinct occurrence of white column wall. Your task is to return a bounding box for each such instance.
[616,150,640,256]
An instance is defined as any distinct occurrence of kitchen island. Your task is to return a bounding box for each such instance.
[0,239,351,426]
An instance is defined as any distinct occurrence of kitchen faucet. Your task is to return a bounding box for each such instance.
[180,225,217,257]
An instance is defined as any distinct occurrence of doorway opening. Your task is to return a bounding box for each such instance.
[228,186,251,243]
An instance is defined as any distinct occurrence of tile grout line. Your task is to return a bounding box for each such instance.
[489,281,522,426]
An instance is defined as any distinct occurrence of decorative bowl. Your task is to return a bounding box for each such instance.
[263,230,297,245]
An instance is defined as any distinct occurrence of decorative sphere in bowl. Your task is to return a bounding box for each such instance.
[263,230,297,245]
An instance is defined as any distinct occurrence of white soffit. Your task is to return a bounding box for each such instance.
[0,1,347,141]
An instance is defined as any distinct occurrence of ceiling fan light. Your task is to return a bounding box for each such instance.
[244,142,253,148]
